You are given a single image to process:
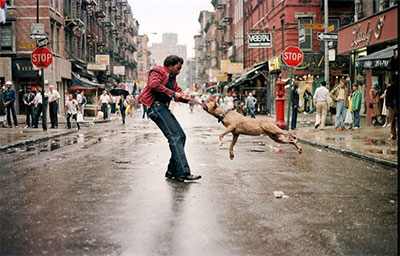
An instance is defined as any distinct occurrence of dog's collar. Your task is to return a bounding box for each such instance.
[218,108,234,123]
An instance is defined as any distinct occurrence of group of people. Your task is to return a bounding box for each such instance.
[99,90,137,123]
[312,76,398,139]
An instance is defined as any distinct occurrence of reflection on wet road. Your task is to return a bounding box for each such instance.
[0,104,397,255]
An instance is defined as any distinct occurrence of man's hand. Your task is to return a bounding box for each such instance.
[174,92,190,103]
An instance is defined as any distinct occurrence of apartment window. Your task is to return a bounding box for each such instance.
[272,26,276,56]
[49,0,53,8]
[55,0,59,11]
[298,17,312,51]
[6,0,14,5]
[272,0,275,8]
[50,22,54,51]
[0,24,12,51]
[281,17,285,51]
[56,26,60,54]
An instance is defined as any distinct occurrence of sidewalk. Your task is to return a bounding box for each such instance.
[0,114,116,152]
[258,111,397,168]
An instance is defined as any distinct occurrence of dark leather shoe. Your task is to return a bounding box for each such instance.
[175,173,202,182]
[165,171,176,179]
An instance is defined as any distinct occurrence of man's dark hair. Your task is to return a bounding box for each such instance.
[163,55,184,67]
[321,81,326,87]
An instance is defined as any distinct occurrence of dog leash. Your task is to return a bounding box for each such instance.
[187,97,206,108]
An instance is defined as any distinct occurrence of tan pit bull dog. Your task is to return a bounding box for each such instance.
[204,101,302,159]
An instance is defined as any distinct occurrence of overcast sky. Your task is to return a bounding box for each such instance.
[128,0,214,59]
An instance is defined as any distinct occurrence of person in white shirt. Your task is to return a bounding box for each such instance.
[99,90,110,119]
[33,86,48,128]
[48,84,60,128]
[313,81,331,130]
[65,94,80,130]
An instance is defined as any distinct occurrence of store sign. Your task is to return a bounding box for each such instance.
[220,59,243,74]
[12,58,37,78]
[87,63,107,71]
[248,33,271,48]
[95,55,110,65]
[338,7,397,54]
[113,66,125,75]
[19,44,36,49]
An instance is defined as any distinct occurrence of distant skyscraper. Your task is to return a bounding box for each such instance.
[149,33,189,87]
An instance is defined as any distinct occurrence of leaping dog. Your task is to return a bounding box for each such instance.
[203,101,302,159]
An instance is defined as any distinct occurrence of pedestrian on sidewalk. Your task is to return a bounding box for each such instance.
[379,88,390,127]
[99,90,110,120]
[78,91,87,118]
[23,86,36,128]
[345,90,354,129]
[33,85,47,128]
[351,83,362,130]
[291,82,300,130]
[369,81,382,126]
[303,87,312,113]
[313,81,331,130]
[0,84,6,127]
[331,79,349,131]
[48,84,60,129]
[118,93,128,124]
[110,94,116,114]
[2,81,18,128]
[138,55,201,182]
[245,92,257,118]
[65,94,80,130]
[385,74,398,140]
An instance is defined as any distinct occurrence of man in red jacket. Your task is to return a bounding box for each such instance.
[138,55,201,182]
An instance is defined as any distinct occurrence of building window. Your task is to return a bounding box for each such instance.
[49,0,53,8]
[373,0,380,13]
[281,17,285,51]
[272,26,276,56]
[298,17,312,51]
[55,0,59,11]
[56,26,60,54]
[6,0,14,6]
[0,24,12,51]
[50,22,54,51]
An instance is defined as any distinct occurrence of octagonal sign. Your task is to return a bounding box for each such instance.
[282,46,304,67]
[31,47,53,69]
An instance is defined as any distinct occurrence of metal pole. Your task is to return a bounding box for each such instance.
[324,0,329,86]
[286,67,293,130]
[243,0,246,69]
[37,0,47,130]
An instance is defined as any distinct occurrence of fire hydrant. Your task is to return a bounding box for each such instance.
[275,74,286,129]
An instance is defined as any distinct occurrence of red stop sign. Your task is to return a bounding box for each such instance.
[31,47,53,69]
[282,46,304,67]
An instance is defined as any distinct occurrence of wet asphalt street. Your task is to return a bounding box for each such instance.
[0,104,397,256]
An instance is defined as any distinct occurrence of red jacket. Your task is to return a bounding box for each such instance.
[138,66,183,107]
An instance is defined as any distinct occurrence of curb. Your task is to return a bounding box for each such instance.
[300,139,397,169]
[0,130,76,152]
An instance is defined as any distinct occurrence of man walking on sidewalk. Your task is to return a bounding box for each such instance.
[138,55,201,182]
[2,81,18,128]
[48,84,60,129]
[313,81,331,130]
[291,82,300,130]
[245,92,257,119]
[23,86,36,128]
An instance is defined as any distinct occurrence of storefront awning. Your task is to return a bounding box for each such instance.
[355,45,397,70]
[70,72,104,89]
[228,62,268,90]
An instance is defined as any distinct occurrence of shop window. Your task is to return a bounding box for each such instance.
[0,24,12,51]
[298,17,312,51]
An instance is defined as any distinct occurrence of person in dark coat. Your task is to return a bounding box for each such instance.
[2,81,18,128]
[385,74,398,140]
[23,86,36,127]
[0,84,6,127]
[303,87,312,113]
[291,82,300,130]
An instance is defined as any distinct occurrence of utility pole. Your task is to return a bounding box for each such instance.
[242,0,246,69]
[324,0,329,87]
[37,0,47,130]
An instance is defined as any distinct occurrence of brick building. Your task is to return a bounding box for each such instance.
[0,0,141,115]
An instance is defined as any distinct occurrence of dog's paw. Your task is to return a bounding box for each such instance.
[229,154,234,160]
[298,147,303,154]
[219,142,224,147]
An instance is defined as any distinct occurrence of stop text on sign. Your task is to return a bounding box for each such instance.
[281,46,304,67]
[248,33,271,48]
[31,47,53,69]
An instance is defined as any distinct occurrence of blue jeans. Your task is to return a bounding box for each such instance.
[148,102,190,176]
[335,101,347,129]
[353,110,360,128]
[25,105,35,127]
[248,107,255,118]
[6,102,18,126]
[101,103,108,119]
[291,106,298,129]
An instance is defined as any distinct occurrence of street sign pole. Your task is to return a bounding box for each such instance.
[36,0,47,131]
[324,0,329,87]
[286,67,293,130]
